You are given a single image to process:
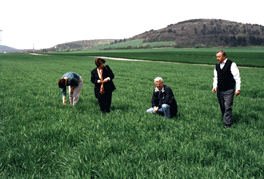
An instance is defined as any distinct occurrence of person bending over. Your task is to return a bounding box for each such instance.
[58,72,83,106]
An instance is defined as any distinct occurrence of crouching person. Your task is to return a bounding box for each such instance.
[58,72,83,105]
[146,77,177,118]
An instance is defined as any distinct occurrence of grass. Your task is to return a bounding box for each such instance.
[53,47,264,68]
[0,51,264,178]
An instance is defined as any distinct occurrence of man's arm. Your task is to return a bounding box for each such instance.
[164,87,175,105]
[151,91,159,113]
[212,67,218,93]
[231,62,241,96]
[61,87,66,97]
[61,77,67,104]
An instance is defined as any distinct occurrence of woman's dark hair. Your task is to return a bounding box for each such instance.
[58,79,66,88]
[95,58,106,67]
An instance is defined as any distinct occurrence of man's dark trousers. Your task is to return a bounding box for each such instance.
[217,89,235,126]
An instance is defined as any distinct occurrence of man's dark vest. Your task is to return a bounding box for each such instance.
[216,59,236,91]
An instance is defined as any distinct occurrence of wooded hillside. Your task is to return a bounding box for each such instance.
[130,19,264,47]
[42,19,264,52]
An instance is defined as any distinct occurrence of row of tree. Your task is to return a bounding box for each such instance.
[110,39,127,44]
[223,35,264,47]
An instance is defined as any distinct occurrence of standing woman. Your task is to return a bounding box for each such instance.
[91,58,116,113]
[58,72,83,106]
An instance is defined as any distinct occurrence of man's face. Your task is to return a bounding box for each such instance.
[216,53,226,63]
[155,81,164,91]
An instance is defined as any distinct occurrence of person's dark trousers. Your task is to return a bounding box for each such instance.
[217,89,235,127]
[98,92,112,113]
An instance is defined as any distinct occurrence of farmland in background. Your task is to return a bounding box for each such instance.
[54,47,264,68]
[88,39,175,51]
[1,49,264,178]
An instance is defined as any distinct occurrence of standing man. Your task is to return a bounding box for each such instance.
[212,50,241,127]
[146,77,178,118]
[58,72,83,106]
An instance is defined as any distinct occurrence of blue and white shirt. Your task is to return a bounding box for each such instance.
[61,72,80,96]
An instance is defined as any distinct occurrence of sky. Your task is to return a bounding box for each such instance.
[1,0,263,50]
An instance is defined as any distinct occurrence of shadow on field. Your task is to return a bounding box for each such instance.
[233,112,261,125]
[111,104,132,112]
[241,89,264,99]
[88,98,99,105]
[232,113,241,124]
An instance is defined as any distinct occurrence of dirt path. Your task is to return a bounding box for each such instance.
[91,56,263,69]
[91,56,215,67]
[91,56,149,62]
[30,53,45,55]
[30,54,262,69]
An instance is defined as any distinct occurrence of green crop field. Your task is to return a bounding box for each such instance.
[55,47,264,68]
[1,49,264,178]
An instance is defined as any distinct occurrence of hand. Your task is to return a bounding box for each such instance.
[235,90,240,96]
[212,88,217,93]
[103,78,109,83]
[153,106,159,113]
[97,80,103,83]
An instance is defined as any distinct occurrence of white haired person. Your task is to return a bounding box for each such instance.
[146,77,178,118]
[58,72,83,106]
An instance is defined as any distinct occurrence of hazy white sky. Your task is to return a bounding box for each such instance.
[1,0,263,49]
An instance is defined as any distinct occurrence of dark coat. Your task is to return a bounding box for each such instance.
[151,85,178,117]
[91,65,116,99]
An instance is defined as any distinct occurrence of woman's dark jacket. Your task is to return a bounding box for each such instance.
[91,65,116,99]
[151,85,178,117]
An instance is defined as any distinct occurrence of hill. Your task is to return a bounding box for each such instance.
[129,19,264,47]
[44,19,264,52]
[1,45,17,51]
[1,45,34,53]
[42,39,117,52]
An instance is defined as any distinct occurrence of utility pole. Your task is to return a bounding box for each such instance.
[0,30,2,53]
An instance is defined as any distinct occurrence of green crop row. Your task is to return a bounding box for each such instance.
[53,47,264,68]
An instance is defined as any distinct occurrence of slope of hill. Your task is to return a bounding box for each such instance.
[1,45,34,53]
[45,39,118,52]
[1,45,17,51]
[44,19,264,52]
[130,19,264,47]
